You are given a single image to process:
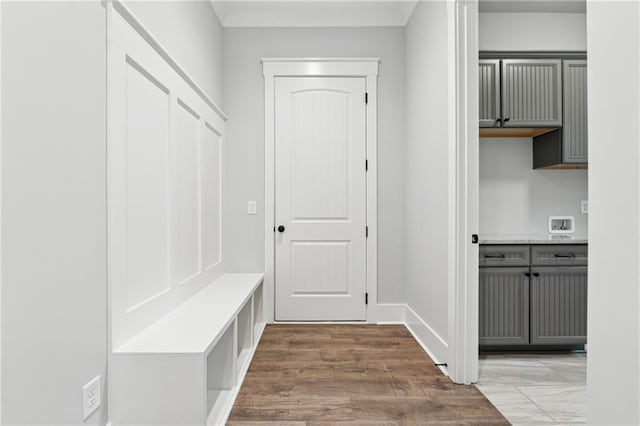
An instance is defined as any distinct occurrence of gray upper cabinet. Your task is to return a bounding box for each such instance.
[479,59,501,128]
[501,59,563,127]
[563,60,588,163]
[479,267,530,346]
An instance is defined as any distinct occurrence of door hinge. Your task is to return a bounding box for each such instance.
[366,226,369,238]
[365,292,369,305]
[365,159,368,171]
[365,92,368,104]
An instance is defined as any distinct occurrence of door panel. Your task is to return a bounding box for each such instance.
[530,266,587,345]
[502,59,562,127]
[275,77,367,321]
[563,60,588,164]
[479,267,530,346]
[479,59,501,127]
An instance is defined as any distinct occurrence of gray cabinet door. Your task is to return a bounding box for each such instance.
[530,266,587,345]
[501,59,562,127]
[563,60,588,163]
[479,267,530,346]
[479,59,501,128]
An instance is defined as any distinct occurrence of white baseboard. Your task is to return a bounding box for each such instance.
[403,304,448,367]
[375,303,449,374]
[374,303,406,323]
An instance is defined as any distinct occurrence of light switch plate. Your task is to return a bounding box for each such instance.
[82,375,101,420]
[247,201,257,215]
[581,200,589,214]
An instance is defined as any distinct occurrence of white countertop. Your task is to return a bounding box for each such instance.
[479,233,588,245]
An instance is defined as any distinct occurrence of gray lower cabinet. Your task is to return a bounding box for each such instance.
[479,267,529,345]
[530,266,588,345]
[479,244,587,348]
[480,245,529,267]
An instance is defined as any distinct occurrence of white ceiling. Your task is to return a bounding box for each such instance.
[211,1,418,27]
[211,0,585,28]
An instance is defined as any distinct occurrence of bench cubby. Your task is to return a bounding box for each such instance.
[110,273,265,425]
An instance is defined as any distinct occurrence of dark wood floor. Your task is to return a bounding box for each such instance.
[228,324,508,425]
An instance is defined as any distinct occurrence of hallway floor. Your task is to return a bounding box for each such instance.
[228,324,507,425]
[477,352,587,425]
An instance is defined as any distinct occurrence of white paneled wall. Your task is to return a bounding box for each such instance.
[108,4,226,349]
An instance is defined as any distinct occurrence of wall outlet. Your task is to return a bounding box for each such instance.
[581,200,589,215]
[247,200,257,215]
[82,375,101,420]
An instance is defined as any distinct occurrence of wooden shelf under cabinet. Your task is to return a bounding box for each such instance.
[479,127,557,138]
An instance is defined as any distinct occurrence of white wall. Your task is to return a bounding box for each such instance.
[480,138,588,236]
[1,2,224,424]
[1,2,107,424]
[404,1,452,361]
[586,2,640,424]
[223,27,406,303]
[479,12,586,51]
[125,1,224,103]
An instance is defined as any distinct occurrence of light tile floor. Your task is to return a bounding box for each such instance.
[477,352,587,425]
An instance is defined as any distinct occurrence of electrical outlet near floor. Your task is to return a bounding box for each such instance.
[581,200,589,215]
[82,375,101,420]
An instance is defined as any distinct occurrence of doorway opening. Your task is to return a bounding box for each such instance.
[470,5,589,424]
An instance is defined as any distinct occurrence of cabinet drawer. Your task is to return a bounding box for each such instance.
[531,245,588,266]
[480,245,529,267]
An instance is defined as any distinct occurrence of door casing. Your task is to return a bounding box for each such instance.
[262,58,379,323]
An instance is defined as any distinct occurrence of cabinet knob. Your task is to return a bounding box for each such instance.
[277,225,285,233]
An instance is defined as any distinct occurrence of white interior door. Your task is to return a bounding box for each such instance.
[274,77,367,321]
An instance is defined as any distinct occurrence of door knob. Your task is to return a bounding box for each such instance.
[277,225,285,233]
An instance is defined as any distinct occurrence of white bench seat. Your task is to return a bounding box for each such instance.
[115,273,264,354]
[111,273,265,426]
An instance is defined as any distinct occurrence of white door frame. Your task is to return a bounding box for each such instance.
[262,58,379,323]
[447,1,480,385]
[0,1,3,417]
